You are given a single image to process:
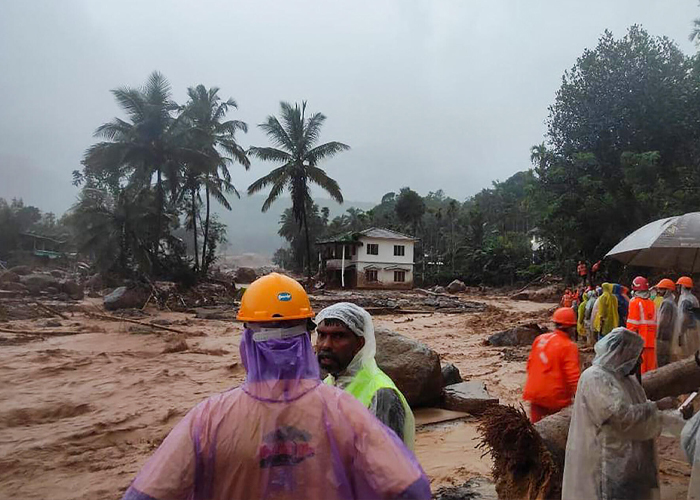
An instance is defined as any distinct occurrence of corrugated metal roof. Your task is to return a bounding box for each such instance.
[360,227,417,241]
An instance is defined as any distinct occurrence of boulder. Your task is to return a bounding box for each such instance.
[446,279,467,294]
[441,363,463,387]
[234,267,257,284]
[375,327,442,407]
[9,265,31,276]
[441,381,499,415]
[527,284,563,303]
[104,286,148,311]
[86,274,103,291]
[0,271,20,284]
[433,286,447,294]
[60,280,84,300]
[20,274,60,295]
[486,322,545,347]
[1,282,28,293]
[50,270,66,279]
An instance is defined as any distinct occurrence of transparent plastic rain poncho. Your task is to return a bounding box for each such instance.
[584,290,598,341]
[656,293,678,367]
[122,325,430,500]
[681,410,700,500]
[672,287,700,362]
[562,328,662,500]
[316,303,415,449]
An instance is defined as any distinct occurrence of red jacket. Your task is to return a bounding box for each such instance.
[523,330,581,410]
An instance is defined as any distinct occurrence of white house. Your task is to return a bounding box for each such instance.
[317,228,417,289]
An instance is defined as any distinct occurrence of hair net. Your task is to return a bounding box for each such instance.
[593,327,644,377]
[121,325,431,500]
[316,302,376,378]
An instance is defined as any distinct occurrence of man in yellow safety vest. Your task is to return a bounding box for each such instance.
[316,302,415,449]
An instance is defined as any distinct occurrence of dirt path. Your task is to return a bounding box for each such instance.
[0,294,691,498]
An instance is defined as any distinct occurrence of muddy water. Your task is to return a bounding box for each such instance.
[0,296,691,499]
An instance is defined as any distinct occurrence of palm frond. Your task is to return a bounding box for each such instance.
[262,178,288,212]
[259,116,295,152]
[247,165,290,195]
[305,141,350,164]
[111,87,146,121]
[307,166,344,203]
[302,112,327,151]
[94,118,133,140]
[248,147,292,163]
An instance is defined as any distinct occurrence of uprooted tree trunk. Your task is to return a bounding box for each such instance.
[478,355,700,500]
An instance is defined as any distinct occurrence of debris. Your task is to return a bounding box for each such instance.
[20,274,60,295]
[8,265,31,276]
[432,480,479,500]
[446,280,467,294]
[59,280,84,300]
[34,302,70,320]
[0,271,20,284]
[441,363,463,387]
[194,307,238,320]
[0,327,85,337]
[162,339,189,353]
[441,381,499,415]
[485,323,546,347]
[1,282,28,293]
[375,327,443,407]
[513,284,562,303]
[87,312,189,335]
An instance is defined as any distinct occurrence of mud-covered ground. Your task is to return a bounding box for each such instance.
[0,295,692,499]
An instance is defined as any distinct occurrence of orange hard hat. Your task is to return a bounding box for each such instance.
[677,276,694,289]
[655,278,676,291]
[631,276,649,291]
[552,307,577,327]
[237,272,314,322]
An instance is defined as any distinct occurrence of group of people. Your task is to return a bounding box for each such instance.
[122,273,429,500]
[525,274,700,499]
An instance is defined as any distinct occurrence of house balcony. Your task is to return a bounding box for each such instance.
[325,259,355,270]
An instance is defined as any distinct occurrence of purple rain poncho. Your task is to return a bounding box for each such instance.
[122,326,430,500]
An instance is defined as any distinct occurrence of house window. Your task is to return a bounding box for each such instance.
[394,271,406,282]
[366,270,378,282]
[394,245,405,257]
[367,244,379,255]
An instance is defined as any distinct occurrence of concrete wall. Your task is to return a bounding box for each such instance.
[355,262,413,289]
[357,237,414,264]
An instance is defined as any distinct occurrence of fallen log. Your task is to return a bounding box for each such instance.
[478,354,700,500]
[34,302,70,320]
[86,312,188,334]
[0,327,83,336]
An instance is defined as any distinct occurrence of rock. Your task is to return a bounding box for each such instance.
[511,291,530,301]
[20,274,60,295]
[434,286,447,294]
[441,363,463,387]
[0,271,20,284]
[234,267,257,283]
[45,286,60,295]
[162,339,189,353]
[1,282,28,293]
[104,286,148,311]
[527,284,563,303]
[375,327,442,407]
[9,265,31,276]
[194,307,238,320]
[50,270,66,278]
[486,323,545,347]
[59,280,84,300]
[86,274,103,291]
[441,381,499,415]
[446,279,467,294]
[43,320,62,328]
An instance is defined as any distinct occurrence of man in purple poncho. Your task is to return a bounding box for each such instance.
[122,273,430,500]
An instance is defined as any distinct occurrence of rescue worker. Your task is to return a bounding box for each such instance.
[577,290,591,342]
[614,284,630,326]
[651,286,663,309]
[584,289,599,345]
[577,260,588,286]
[560,289,573,308]
[655,278,678,367]
[626,276,658,373]
[590,259,602,282]
[522,307,580,423]
[672,276,700,361]
[681,409,700,500]
[122,274,430,500]
[316,302,415,449]
[562,328,677,500]
[594,283,619,339]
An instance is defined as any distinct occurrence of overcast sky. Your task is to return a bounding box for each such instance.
[1,0,697,215]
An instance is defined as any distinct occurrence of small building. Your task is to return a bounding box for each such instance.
[317,227,417,289]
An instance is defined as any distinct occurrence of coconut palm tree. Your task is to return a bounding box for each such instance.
[180,84,249,273]
[247,101,349,279]
[691,14,700,44]
[82,71,183,269]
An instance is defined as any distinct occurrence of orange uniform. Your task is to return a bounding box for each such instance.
[561,292,573,308]
[523,329,581,422]
[626,296,657,373]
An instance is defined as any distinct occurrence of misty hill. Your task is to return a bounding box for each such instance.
[216,195,374,257]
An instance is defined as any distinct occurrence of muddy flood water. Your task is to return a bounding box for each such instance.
[0,295,692,499]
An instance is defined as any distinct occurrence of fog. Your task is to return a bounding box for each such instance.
[0,0,697,216]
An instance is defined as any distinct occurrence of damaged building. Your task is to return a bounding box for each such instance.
[317,228,416,289]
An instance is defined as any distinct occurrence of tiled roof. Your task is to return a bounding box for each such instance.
[360,227,417,241]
